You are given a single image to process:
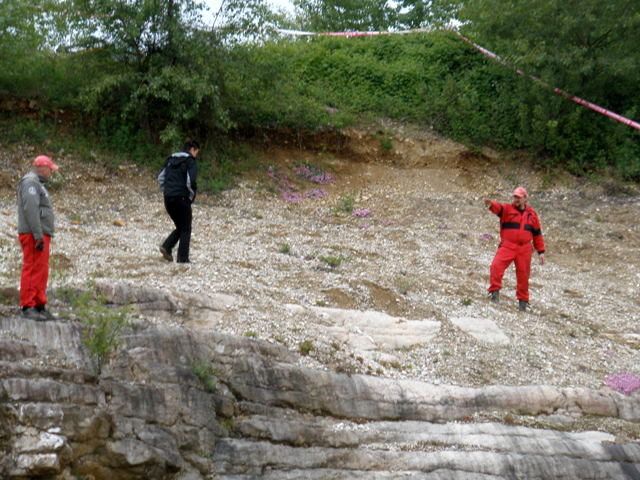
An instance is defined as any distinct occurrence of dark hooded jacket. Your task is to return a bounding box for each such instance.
[157,151,198,202]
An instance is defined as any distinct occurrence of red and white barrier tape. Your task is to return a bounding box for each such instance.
[277,27,640,131]
[452,31,640,131]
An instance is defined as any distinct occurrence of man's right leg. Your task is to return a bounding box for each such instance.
[19,234,36,308]
[19,234,48,320]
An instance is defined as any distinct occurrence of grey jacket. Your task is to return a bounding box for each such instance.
[17,171,55,239]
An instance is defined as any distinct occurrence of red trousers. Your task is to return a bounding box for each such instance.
[489,241,532,302]
[19,234,50,308]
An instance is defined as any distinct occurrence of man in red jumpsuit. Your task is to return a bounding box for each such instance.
[17,155,59,321]
[484,187,545,312]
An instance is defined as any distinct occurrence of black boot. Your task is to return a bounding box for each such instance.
[159,246,173,262]
[490,290,499,304]
[519,300,528,312]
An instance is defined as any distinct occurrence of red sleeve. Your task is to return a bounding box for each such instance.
[531,212,546,254]
[488,201,504,217]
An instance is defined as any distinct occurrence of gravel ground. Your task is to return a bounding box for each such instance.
[1,128,639,394]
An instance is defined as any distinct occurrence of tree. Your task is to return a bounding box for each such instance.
[0,1,67,95]
[456,0,640,107]
[213,0,288,44]
[59,0,229,147]
[293,0,397,32]
[395,0,460,30]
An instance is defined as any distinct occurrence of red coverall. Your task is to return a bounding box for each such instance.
[487,202,545,302]
[19,234,51,307]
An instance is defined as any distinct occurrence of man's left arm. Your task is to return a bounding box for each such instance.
[187,158,198,203]
[531,211,546,265]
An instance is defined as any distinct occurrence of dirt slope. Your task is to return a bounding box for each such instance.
[0,125,639,438]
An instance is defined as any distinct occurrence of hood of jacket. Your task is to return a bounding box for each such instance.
[168,152,190,168]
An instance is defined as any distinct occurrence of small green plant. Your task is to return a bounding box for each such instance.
[315,300,327,307]
[334,192,356,214]
[65,286,131,375]
[443,350,452,357]
[279,243,291,254]
[299,340,314,356]
[244,330,258,338]
[594,213,603,222]
[461,298,473,306]
[320,254,349,269]
[192,360,218,393]
[379,135,393,152]
[224,417,235,432]
[394,276,416,295]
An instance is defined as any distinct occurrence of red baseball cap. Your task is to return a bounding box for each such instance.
[33,155,59,171]
[513,187,527,198]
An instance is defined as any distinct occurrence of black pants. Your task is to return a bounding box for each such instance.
[162,196,192,262]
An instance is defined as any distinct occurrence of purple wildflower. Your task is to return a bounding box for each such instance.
[294,164,333,185]
[604,373,640,395]
[305,188,327,199]
[282,191,303,203]
[354,209,373,218]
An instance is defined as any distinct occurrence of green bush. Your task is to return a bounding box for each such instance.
[3,12,639,183]
[63,287,131,375]
[191,359,218,392]
[221,31,639,181]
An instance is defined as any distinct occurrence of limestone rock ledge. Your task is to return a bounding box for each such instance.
[1,315,639,479]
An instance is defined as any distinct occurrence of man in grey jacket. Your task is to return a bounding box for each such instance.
[17,155,59,320]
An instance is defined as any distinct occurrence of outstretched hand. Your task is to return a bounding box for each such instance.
[483,198,492,208]
[539,253,545,266]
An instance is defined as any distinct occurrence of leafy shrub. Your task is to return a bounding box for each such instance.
[299,340,314,356]
[279,243,291,254]
[320,254,349,269]
[222,31,640,181]
[63,287,131,375]
[192,360,218,392]
[334,192,356,214]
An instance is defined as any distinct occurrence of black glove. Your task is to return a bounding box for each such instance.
[35,239,45,251]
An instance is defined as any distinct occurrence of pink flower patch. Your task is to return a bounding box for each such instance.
[354,209,373,217]
[604,373,640,395]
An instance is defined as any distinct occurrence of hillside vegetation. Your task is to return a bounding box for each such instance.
[1,1,639,185]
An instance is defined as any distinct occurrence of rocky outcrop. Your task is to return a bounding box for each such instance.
[1,308,639,479]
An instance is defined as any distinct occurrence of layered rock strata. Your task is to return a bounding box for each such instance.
[1,309,639,479]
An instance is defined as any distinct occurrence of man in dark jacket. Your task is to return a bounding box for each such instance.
[18,155,59,320]
[484,187,546,312]
[158,140,199,263]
